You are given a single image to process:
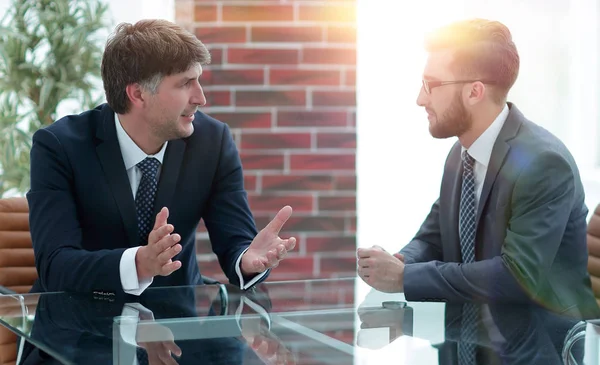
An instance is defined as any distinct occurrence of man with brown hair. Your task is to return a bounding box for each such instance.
[26,19,295,297]
[357,19,598,318]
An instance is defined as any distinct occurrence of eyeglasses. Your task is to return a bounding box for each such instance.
[421,79,497,95]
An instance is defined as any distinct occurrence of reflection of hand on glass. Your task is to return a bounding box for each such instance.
[136,320,182,364]
[357,306,406,349]
[240,315,296,365]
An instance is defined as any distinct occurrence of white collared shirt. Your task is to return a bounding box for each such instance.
[461,103,509,206]
[115,114,264,296]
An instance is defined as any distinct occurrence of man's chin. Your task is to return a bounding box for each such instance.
[429,125,453,139]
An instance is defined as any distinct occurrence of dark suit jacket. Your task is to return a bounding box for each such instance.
[26,103,265,295]
[401,103,599,319]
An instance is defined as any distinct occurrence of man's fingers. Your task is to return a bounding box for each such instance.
[153,207,169,230]
[263,206,293,235]
[357,248,373,258]
[155,233,181,253]
[157,345,179,365]
[148,224,174,245]
[157,243,182,264]
[282,237,296,251]
[160,260,182,276]
[164,341,182,357]
[393,253,405,262]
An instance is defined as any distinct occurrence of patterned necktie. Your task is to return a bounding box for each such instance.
[135,157,160,246]
[458,151,478,365]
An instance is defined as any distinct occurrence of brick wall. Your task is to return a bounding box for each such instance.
[175,0,357,282]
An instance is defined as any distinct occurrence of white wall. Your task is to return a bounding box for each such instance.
[357,0,600,254]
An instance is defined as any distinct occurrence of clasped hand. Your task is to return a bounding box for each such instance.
[357,245,405,293]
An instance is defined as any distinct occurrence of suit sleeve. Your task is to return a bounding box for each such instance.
[403,151,574,303]
[202,124,267,288]
[400,199,444,264]
[27,128,126,294]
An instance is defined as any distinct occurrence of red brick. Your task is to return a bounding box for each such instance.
[203,69,264,86]
[316,132,356,148]
[327,26,356,43]
[281,216,345,232]
[198,257,227,282]
[228,48,299,64]
[313,90,356,107]
[195,26,246,43]
[197,219,207,233]
[277,111,347,127]
[349,110,356,126]
[207,48,223,65]
[195,237,212,254]
[251,26,323,43]
[244,175,257,191]
[305,235,356,253]
[262,175,334,191]
[223,5,294,22]
[268,256,314,275]
[210,112,271,129]
[290,154,355,170]
[236,90,306,107]
[319,257,357,275]
[334,175,356,191]
[270,69,340,86]
[302,47,356,65]
[205,91,231,106]
[318,196,355,211]
[344,69,356,86]
[248,194,313,212]
[194,5,217,22]
[348,216,356,232]
[298,4,356,23]
[241,132,311,150]
[240,153,284,170]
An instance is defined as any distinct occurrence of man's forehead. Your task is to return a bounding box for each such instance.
[423,50,454,79]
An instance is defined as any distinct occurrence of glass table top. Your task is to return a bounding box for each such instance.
[0,277,598,364]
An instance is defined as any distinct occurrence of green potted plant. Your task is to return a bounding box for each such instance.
[0,0,110,196]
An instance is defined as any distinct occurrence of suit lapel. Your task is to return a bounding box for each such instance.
[153,139,186,215]
[475,103,522,223]
[95,105,138,246]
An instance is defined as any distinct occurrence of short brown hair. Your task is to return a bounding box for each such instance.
[101,19,211,113]
[425,18,519,103]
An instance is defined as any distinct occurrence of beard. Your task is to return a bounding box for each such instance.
[428,91,472,139]
[148,108,196,142]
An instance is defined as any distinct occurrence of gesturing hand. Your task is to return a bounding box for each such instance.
[136,207,183,282]
[241,206,296,275]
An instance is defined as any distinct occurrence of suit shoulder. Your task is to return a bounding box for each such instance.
[36,104,104,143]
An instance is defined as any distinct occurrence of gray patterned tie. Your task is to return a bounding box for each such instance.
[135,157,160,246]
[458,151,478,365]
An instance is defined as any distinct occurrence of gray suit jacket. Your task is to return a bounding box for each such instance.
[401,103,599,319]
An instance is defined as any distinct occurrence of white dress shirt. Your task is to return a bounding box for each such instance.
[114,114,266,295]
[460,103,509,346]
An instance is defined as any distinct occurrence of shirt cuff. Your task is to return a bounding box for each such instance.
[120,247,153,296]
[235,247,268,290]
[118,303,156,347]
[235,295,272,335]
[118,305,140,347]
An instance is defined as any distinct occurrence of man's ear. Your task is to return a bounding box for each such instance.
[125,83,146,109]
[466,81,486,105]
